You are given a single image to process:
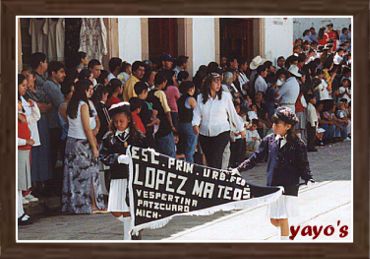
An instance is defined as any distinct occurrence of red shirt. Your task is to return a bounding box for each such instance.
[327,30,337,50]
[106,96,121,108]
[18,114,32,150]
[131,112,146,134]
[295,93,305,113]
[318,33,329,46]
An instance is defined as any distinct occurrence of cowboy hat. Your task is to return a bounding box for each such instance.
[288,64,302,77]
[249,55,267,70]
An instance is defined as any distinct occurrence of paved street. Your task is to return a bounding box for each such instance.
[18,141,351,241]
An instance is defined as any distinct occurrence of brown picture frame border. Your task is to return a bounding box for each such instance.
[1,0,368,258]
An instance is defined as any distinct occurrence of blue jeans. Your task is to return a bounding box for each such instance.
[335,124,348,139]
[156,132,176,158]
[321,124,335,141]
[178,122,198,163]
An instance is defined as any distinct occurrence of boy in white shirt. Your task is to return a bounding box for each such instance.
[306,95,318,152]
[333,48,345,65]
[245,119,262,154]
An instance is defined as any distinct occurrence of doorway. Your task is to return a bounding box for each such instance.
[148,18,178,64]
[220,18,255,62]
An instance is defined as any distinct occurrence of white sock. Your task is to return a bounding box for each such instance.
[116,215,125,223]
[18,190,24,218]
[123,217,132,240]
[280,236,290,240]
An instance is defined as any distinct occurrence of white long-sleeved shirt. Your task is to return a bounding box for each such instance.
[317,79,331,101]
[277,77,300,105]
[20,96,41,146]
[307,103,318,127]
[254,75,268,93]
[192,91,245,137]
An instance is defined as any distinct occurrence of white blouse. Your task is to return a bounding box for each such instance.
[192,91,244,137]
[19,96,41,146]
[68,101,97,140]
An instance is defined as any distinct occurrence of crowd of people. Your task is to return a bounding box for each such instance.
[17,22,351,234]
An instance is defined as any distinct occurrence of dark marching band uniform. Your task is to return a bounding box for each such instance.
[100,129,145,212]
[100,126,147,212]
[234,106,314,219]
[236,133,313,197]
[99,102,147,240]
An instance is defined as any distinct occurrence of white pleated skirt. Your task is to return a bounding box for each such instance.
[107,179,129,212]
[267,194,300,219]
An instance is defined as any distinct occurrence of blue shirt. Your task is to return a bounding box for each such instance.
[43,79,64,129]
[309,34,317,43]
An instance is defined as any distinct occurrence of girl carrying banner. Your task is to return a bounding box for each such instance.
[100,102,147,240]
[231,106,315,240]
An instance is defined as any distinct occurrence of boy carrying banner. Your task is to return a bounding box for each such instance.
[231,106,315,240]
[100,102,147,240]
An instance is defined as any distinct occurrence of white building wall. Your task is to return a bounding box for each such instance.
[263,18,294,66]
[118,18,142,63]
[192,18,215,75]
[293,18,351,40]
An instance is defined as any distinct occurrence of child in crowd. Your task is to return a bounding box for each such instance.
[319,100,337,144]
[314,69,331,101]
[315,102,326,146]
[338,78,351,103]
[18,74,41,204]
[100,102,147,240]
[18,100,35,225]
[306,95,318,152]
[132,81,160,148]
[229,102,246,168]
[92,84,111,143]
[347,101,351,138]
[231,106,314,240]
[91,84,111,195]
[247,104,259,121]
[177,80,198,163]
[117,62,132,86]
[335,100,349,140]
[129,97,146,135]
[245,119,262,154]
[106,79,123,108]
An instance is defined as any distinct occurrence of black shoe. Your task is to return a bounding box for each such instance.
[18,213,32,226]
[131,231,142,240]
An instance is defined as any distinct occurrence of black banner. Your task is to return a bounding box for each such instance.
[127,146,283,234]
